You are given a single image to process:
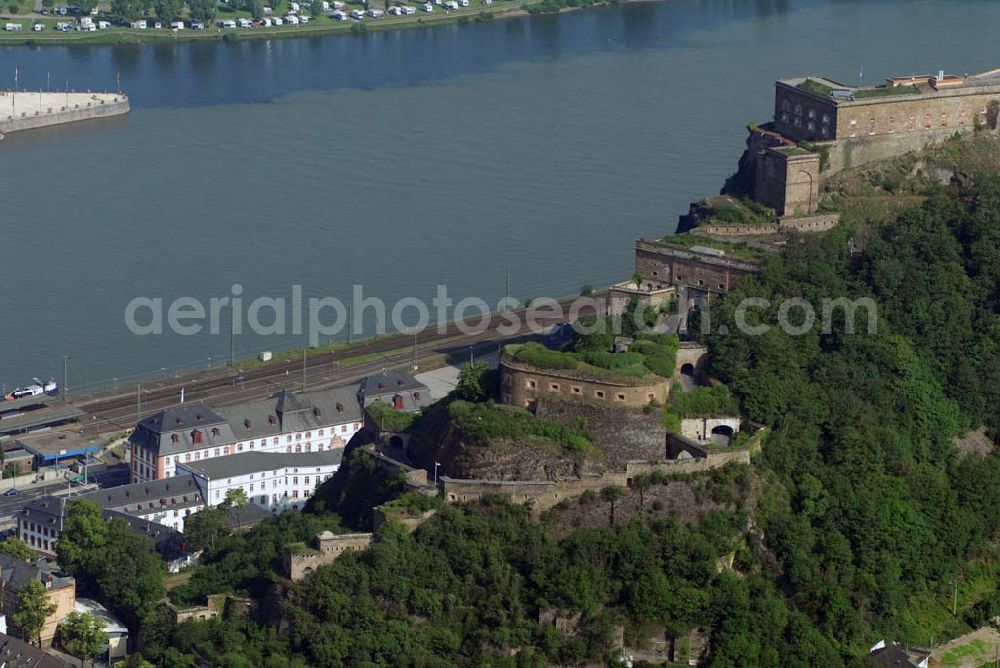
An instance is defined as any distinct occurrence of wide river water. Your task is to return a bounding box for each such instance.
[1,0,999,391]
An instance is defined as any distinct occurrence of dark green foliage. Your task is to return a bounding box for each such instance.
[129,175,1000,667]
[454,361,492,402]
[666,382,740,419]
[188,0,217,21]
[704,180,1000,649]
[170,510,343,607]
[57,501,164,630]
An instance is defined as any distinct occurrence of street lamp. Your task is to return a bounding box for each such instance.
[433,461,441,484]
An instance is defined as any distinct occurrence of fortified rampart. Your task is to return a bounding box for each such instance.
[284,530,373,581]
[500,359,669,410]
[634,239,763,304]
[438,429,763,512]
[0,91,129,137]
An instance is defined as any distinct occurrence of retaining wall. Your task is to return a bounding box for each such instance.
[0,95,129,134]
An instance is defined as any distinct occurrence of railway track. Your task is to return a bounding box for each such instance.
[70,297,593,437]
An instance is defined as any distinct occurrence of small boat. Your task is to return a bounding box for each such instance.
[4,378,59,401]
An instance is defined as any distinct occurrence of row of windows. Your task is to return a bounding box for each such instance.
[24,533,51,552]
[22,521,53,537]
[846,109,987,137]
[524,379,654,403]
[212,473,333,498]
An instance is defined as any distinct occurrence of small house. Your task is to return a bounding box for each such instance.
[350,9,364,18]
[284,14,300,24]
[170,20,184,29]
[443,1,458,9]
[330,10,346,20]
[32,22,44,31]
[4,23,23,31]
[97,20,111,28]
[131,19,147,29]
[272,16,283,24]
[402,5,416,13]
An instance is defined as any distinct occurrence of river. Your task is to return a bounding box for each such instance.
[1,0,998,392]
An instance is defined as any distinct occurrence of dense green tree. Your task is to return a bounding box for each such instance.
[60,611,107,667]
[224,489,249,531]
[184,507,230,554]
[0,538,34,562]
[153,0,183,20]
[13,579,56,647]
[57,501,164,629]
[188,0,217,22]
[454,361,489,402]
[56,500,107,578]
[111,0,146,21]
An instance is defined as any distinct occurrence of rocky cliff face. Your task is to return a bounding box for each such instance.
[406,397,666,482]
[410,413,593,481]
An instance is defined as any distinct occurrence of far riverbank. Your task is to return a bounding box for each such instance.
[0,0,632,46]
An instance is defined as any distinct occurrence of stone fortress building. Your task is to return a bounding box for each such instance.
[752,67,1000,215]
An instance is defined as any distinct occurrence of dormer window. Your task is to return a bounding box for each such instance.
[336,402,344,413]
[171,434,179,443]
[245,418,252,429]
[268,415,277,425]
[413,391,421,401]
[211,427,221,437]
[191,430,202,444]
[313,407,321,417]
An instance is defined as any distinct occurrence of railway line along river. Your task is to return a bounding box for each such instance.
[2,0,999,392]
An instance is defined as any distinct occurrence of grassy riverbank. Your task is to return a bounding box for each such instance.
[0,0,627,46]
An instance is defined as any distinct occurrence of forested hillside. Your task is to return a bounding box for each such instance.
[127,177,999,667]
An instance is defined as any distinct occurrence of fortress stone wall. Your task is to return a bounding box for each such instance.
[500,360,669,410]
[634,239,763,303]
[285,531,373,581]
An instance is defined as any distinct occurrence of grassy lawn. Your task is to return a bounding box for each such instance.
[940,638,988,667]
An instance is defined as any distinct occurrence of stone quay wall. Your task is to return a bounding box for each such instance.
[0,92,129,135]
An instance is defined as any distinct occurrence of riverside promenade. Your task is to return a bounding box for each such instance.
[0,90,129,138]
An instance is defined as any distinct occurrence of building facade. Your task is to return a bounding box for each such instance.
[179,450,341,513]
[129,386,363,482]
